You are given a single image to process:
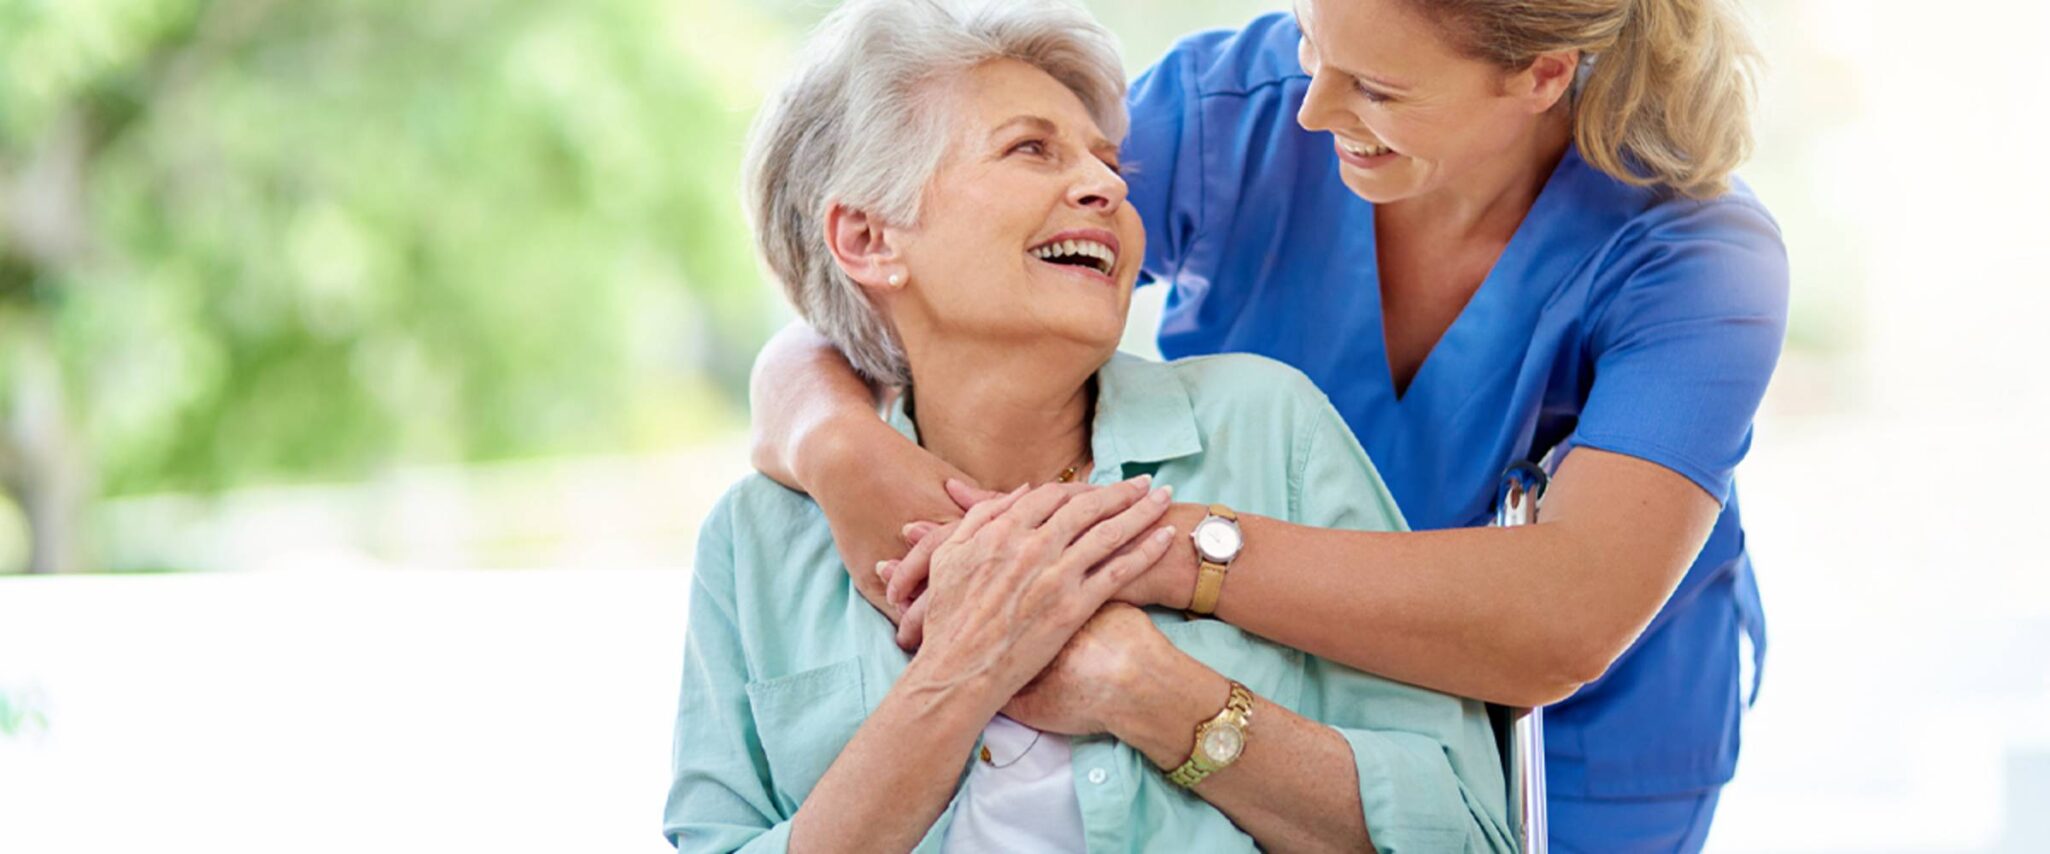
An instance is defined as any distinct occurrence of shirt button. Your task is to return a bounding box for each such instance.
[1087,768,1108,785]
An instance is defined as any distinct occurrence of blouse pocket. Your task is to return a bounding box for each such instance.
[745,657,867,807]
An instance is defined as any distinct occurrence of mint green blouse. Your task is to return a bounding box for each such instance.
[666,353,1516,853]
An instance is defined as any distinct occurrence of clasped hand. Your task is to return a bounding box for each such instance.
[884,476,1182,735]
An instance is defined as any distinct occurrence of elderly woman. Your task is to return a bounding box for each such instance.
[667,1,1512,851]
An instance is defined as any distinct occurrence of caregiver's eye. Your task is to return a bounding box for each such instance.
[1353,79,1392,104]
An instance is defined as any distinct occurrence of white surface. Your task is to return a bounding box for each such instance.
[0,570,690,854]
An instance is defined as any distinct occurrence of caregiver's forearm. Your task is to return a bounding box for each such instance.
[787,660,996,853]
[1203,450,1719,707]
[748,321,883,493]
[1112,651,1372,853]
[1216,517,1600,707]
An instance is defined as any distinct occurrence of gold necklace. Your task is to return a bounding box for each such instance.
[1055,453,1091,484]
[980,731,1047,768]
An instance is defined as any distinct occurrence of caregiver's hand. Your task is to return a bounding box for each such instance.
[1001,602,1168,736]
[895,477,1178,661]
[806,414,978,622]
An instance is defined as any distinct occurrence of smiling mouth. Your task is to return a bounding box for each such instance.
[1338,137,1393,158]
[1027,238,1117,277]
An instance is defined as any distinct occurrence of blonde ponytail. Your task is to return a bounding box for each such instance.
[1410,0,1763,199]
[1576,0,1761,198]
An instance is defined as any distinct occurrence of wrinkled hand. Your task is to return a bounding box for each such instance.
[884,480,1197,647]
[905,477,1181,701]
[1000,603,1168,736]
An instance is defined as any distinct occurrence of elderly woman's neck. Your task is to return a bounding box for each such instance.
[906,358,1097,492]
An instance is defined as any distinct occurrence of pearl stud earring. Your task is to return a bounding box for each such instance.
[888,273,904,287]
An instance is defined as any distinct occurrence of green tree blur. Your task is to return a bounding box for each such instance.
[0,0,780,572]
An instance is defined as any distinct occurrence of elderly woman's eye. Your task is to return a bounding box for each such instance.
[1010,139,1049,156]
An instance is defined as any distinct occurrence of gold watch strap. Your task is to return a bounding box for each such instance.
[1167,682,1255,788]
[1189,561,1227,615]
[1187,504,1239,616]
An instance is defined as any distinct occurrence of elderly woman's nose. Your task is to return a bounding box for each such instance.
[1067,164,1127,212]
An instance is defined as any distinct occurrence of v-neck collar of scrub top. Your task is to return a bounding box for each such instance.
[1359,145,1597,411]
[884,351,1207,485]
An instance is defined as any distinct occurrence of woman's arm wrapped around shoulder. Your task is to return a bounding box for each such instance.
[1151,362,1734,707]
[747,321,973,618]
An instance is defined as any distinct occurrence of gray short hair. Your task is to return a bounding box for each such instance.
[743,0,1128,387]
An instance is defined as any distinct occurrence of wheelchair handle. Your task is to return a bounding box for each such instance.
[1495,460,1551,854]
[1495,461,1549,528]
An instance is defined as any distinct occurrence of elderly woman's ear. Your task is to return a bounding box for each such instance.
[825,202,911,293]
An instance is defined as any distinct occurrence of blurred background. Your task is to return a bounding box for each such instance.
[1,0,2045,851]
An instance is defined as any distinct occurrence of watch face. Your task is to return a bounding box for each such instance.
[1201,723,1245,763]
[1194,518,1242,562]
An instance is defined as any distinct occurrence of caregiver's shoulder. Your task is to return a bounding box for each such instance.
[1149,10,1303,95]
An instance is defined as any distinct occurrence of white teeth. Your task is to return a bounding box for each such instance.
[1028,238,1117,275]
[1341,138,1391,157]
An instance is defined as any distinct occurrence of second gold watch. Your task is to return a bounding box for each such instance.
[1188,503,1242,616]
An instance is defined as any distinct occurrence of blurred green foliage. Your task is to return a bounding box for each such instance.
[0,683,50,738]
[1,0,776,498]
[0,0,1304,573]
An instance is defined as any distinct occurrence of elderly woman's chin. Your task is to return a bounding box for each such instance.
[1016,269,1134,355]
[908,256,1133,358]
[928,296,1128,363]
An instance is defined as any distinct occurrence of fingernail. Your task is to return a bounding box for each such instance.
[876,560,894,580]
[1151,484,1172,504]
[1153,526,1176,544]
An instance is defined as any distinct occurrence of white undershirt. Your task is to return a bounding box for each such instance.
[942,715,1086,852]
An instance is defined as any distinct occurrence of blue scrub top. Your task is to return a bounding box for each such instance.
[1121,12,1790,810]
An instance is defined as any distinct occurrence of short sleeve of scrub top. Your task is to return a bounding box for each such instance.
[1565,200,1790,504]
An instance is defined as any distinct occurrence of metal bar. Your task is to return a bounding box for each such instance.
[1495,462,1550,854]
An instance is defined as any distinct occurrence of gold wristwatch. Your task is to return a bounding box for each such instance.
[1187,504,1242,616]
[1167,681,1254,788]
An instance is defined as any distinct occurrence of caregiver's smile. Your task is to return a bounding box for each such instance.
[1292,0,1565,207]
[1333,135,1401,169]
